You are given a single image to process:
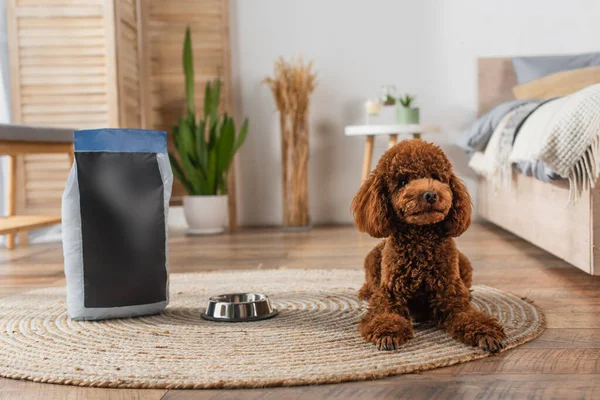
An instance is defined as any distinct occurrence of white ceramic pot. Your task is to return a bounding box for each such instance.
[183,195,228,235]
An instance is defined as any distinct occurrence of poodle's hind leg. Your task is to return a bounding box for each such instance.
[358,283,373,301]
[458,251,473,289]
[359,291,414,351]
[358,241,384,301]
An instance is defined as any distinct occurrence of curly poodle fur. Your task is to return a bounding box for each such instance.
[351,140,505,352]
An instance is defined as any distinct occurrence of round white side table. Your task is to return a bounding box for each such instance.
[344,124,441,180]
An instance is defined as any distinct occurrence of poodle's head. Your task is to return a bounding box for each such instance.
[351,140,471,238]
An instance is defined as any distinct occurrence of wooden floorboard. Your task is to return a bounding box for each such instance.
[163,375,600,400]
[1,222,600,399]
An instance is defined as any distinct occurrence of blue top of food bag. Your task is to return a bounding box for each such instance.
[74,128,167,153]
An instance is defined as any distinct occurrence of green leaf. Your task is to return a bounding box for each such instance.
[217,116,235,181]
[203,81,212,119]
[179,151,202,194]
[169,152,194,194]
[233,118,249,154]
[208,116,218,149]
[399,94,415,108]
[178,118,196,163]
[183,27,194,116]
[203,78,221,125]
[211,77,221,116]
[173,120,187,159]
[195,119,207,178]
[173,119,203,194]
[206,147,218,194]
[187,110,196,133]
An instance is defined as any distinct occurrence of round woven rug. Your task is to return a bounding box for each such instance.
[0,269,544,389]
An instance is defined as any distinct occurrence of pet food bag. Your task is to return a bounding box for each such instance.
[62,128,173,320]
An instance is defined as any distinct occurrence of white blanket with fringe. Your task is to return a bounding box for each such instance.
[471,83,600,202]
[509,100,560,169]
[538,83,600,201]
[495,102,544,185]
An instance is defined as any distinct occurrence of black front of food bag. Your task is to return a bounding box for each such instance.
[62,129,173,320]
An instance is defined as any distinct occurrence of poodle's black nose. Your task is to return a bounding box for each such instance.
[423,191,438,203]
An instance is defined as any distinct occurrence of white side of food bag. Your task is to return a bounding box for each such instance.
[156,152,173,304]
[62,162,86,319]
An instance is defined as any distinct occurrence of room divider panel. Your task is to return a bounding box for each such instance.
[5,0,237,231]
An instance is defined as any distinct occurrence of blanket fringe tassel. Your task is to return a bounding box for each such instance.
[568,135,600,204]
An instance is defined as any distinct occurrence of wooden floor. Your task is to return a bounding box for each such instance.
[1,223,600,399]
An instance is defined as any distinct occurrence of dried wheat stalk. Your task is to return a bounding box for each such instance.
[264,57,317,227]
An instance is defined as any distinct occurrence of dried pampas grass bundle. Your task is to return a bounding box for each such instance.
[264,57,317,228]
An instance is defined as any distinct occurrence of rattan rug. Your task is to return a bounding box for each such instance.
[0,269,545,389]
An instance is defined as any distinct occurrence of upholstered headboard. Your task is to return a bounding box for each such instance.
[477,57,517,115]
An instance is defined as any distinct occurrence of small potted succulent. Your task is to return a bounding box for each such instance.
[396,94,419,124]
[380,85,397,106]
[169,27,248,235]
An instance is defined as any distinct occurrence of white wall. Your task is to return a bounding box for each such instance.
[1,1,598,229]
[230,0,600,226]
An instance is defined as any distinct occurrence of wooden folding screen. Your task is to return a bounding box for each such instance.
[6,0,237,230]
[115,0,145,130]
[6,0,119,219]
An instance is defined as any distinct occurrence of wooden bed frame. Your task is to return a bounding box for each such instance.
[477,57,600,275]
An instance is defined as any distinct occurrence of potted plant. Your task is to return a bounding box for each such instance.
[380,85,397,106]
[169,28,248,235]
[396,94,419,124]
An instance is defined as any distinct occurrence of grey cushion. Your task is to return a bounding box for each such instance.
[512,53,600,84]
[457,100,530,154]
[0,124,73,142]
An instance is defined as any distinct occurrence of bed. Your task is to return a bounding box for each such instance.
[474,57,600,275]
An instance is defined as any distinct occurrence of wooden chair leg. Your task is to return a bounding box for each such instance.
[362,136,375,181]
[6,234,15,250]
[18,231,29,246]
[6,155,17,250]
[388,134,398,149]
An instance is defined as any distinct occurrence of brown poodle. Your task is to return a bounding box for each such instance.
[351,139,505,352]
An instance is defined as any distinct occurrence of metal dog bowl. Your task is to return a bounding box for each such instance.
[201,293,278,322]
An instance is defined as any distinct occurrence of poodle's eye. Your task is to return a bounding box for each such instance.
[431,174,441,181]
[399,178,409,188]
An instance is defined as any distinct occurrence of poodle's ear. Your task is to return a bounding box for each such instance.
[351,172,394,238]
[443,173,472,237]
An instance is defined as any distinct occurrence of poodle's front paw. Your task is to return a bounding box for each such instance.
[448,311,506,353]
[475,331,505,353]
[359,313,413,351]
[473,318,506,353]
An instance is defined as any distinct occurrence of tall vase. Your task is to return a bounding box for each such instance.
[264,56,317,230]
[280,112,310,230]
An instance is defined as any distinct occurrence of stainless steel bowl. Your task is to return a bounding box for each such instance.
[201,293,278,322]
